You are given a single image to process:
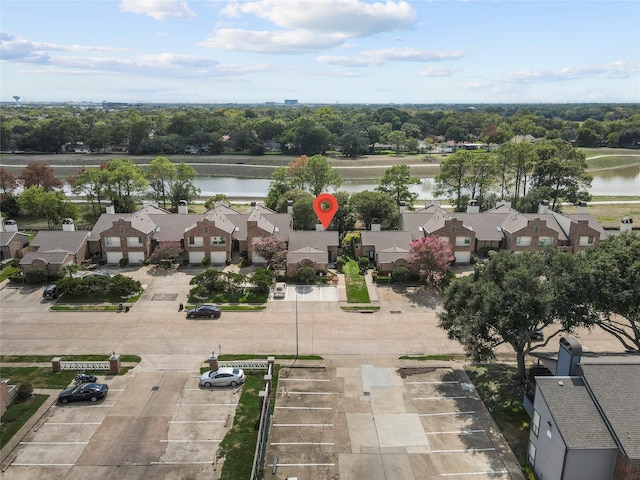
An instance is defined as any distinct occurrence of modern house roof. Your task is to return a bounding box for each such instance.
[580,363,640,459]
[29,230,89,253]
[536,376,617,450]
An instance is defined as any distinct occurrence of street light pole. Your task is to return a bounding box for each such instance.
[295,289,299,358]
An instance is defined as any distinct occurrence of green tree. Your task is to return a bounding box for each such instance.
[297,266,315,284]
[292,194,317,231]
[494,142,536,207]
[376,164,420,209]
[68,167,107,216]
[280,117,332,155]
[435,150,473,212]
[250,268,274,293]
[465,154,499,206]
[18,186,77,228]
[386,130,407,156]
[291,155,342,196]
[328,191,356,242]
[147,156,177,209]
[265,166,294,211]
[168,163,200,210]
[350,190,397,230]
[103,159,148,212]
[204,194,231,210]
[439,250,596,385]
[582,232,640,352]
[531,139,592,211]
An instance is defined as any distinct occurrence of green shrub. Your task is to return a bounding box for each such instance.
[335,256,346,272]
[24,268,47,284]
[201,257,211,267]
[391,266,410,284]
[297,266,315,284]
[17,384,33,401]
[358,256,369,272]
[119,257,129,267]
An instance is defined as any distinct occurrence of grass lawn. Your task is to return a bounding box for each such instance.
[0,265,20,282]
[0,394,49,449]
[465,364,535,480]
[342,260,370,303]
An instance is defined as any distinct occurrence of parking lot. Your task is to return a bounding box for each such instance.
[2,372,240,479]
[268,362,517,480]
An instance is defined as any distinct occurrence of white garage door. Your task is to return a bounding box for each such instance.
[106,251,123,264]
[128,252,145,265]
[454,251,471,263]
[189,251,205,264]
[210,251,227,265]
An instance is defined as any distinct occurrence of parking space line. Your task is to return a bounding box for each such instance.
[275,406,332,410]
[160,439,222,443]
[150,461,214,465]
[283,391,333,395]
[419,412,475,416]
[425,429,485,435]
[440,470,508,476]
[270,442,334,446]
[431,448,496,453]
[169,420,225,423]
[183,403,238,406]
[275,463,336,467]
[413,396,466,400]
[44,422,102,425]
[279,378,330,382]
[407,381,459,384]
[273,423,333,427]
[20,441,89,445]
[12,463,75,467]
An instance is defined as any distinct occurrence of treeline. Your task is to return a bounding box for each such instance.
[1,103,639,156]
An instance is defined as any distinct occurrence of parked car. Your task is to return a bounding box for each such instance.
[531,330,544,341]
[200,367,245,387]
[89,270,110,277]
[58,383,108,404]
[43,284,58,300]
[273,282,287,299]
[186,304,221,319]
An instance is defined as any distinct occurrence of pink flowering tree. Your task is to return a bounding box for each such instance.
[409,235,455,286]
[253,237,287,270]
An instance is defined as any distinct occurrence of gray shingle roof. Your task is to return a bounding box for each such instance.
[536,376,617,450]
[580,363,640,459]
[29,231,89,253]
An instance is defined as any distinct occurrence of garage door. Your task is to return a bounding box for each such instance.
[210,251,227,265]
[128,252,145,265]
[106,251,123,264]
[454,251,471,263]
[189,251,205,264]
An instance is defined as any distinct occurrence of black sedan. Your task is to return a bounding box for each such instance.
[186,304,221,319]
[58,383,108,404]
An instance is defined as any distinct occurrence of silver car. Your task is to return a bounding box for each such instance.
[199,367,245,387]
[273,282,287,299]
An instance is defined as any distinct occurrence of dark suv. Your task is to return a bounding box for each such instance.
[43,284,58,300]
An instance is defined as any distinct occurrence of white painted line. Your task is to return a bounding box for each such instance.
[285,392,332,395]
[275,406,332,410]
[279,378,330,382]
[440,470,508,476]
[108,389,125,391]
[12,463,75,467]
[414,396,466,400]
[273,424,333,427]
[274,463,336,467]
[426,429,485,435]
[419,412,475,416]
[431,448,496,453]
[150,461,213,465]
[180,403,238,406]
[160,439,221,443]
[271,442,334,446]
[169,420,225,424]
[407,381,459,384]
[20,441,88,445]
[44,422,102,425]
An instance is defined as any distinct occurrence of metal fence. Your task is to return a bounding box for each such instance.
[59,361,111,371]
[250,362,273,480]
[218,360,268,372]
[8,384,17,402]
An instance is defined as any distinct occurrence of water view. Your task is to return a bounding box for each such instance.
[192,166,640,199]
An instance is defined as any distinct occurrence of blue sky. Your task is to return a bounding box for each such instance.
[1,0,639,104]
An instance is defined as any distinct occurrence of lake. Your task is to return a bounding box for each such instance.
[192,166,640,199]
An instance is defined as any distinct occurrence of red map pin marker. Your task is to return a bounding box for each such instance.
[313,193,338,230]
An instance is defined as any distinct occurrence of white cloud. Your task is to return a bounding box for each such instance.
[420,65,459,77]
[201,29,349,54]
[221,0,416,35]
[317,47,465,67]
[119,0,196,20]
[501,61,639,83]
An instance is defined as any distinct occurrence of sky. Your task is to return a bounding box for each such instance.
[1,0,639,105]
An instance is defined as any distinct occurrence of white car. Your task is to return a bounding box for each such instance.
[199,367,245,387]
[273,282,287,299]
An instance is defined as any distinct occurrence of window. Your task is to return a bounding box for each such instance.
[538,236,553,247]
[451,225,457,233]
[204,226,209,234]
[127,236,143,247]
[456,236,471,246]
[579,235,595,246]
[189,237,195,245]
[533,225,539,233]
[211,236,226,246]
[189,236,203,247]
[119,226,125,233]
[105,236,120,247]
[516,236,531,246]
[528,442,536,466]
[532,410,540,436]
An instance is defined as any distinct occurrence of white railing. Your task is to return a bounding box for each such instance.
[8,384,17,402]
[218,360,268,371]
[59,361,111,371]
